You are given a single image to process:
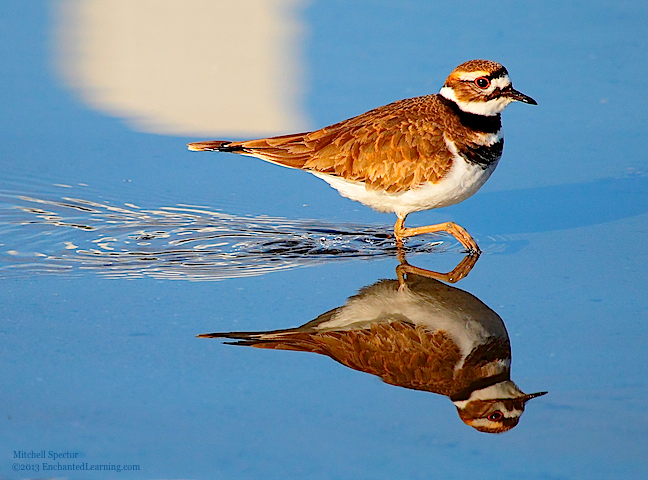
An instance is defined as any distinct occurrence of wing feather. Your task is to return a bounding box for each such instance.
[217,95,457,193]
[215,321,463,396]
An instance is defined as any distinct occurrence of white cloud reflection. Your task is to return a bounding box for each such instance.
[53,0,311,136]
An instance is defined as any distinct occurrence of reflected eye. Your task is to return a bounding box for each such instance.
[475,77,490,89]
[488,411,503,421]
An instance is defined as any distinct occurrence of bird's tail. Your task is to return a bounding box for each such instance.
[187,132,314,169]
[197,330,269,345]
[197,329,321,352]
[187,140,243,152]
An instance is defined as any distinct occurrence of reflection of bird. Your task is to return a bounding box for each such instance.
[188,60,536,253]
[199,272,546,433]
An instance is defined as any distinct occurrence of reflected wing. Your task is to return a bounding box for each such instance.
[202,321,463,396]
[188,95,455,193]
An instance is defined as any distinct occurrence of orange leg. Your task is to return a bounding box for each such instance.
[394,215,481,254]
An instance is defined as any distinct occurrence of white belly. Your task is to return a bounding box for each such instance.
[312,157,498,217]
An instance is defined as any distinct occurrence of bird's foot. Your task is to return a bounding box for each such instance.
[394,220,481,254]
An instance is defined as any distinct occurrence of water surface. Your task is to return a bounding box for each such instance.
[1,1,647,479]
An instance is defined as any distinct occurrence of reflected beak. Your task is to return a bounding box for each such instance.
[505,86,537,105]
[521,391,548,402]
[187,142,216,151]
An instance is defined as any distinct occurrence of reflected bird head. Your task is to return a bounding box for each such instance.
[453,381,547,433]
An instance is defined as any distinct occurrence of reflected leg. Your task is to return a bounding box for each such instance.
[396,246,480,287]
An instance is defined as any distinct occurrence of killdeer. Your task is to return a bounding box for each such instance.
[188,60,536,253]
[199,268,546,433]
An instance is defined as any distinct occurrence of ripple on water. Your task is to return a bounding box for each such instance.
[0,186,519,281]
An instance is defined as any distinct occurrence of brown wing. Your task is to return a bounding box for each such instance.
[189,95,456,193]
[205,321,464,396]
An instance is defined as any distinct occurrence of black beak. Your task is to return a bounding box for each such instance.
[521,391,548,402]
[505,86,537,105]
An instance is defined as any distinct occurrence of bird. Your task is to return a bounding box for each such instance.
[199,269,546,433]
[188,59,536,253]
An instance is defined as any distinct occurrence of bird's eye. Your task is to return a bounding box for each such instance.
[488,411,503,421]
[475,77,490,89]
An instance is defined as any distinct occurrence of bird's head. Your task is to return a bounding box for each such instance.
[440,59,537,116]
[453,380,547,433]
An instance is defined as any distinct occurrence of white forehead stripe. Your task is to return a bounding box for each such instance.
[451,74,512,92]
[455,72,510,86]
[457,71,491,81]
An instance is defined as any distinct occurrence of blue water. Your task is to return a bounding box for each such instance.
[1,1,647,479]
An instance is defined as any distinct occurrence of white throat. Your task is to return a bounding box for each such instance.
[440,85,513,116]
